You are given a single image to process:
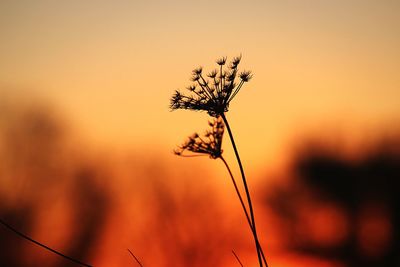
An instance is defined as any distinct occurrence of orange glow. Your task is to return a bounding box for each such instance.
[1,1,400,267]
[357,203,392,259]
[299,203,349,247]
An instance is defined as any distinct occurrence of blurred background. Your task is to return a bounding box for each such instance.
[1,1,399,266]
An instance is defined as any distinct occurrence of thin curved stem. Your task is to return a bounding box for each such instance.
[221,113,268,267]
[127,249,144,267]
[220,156,251,225]
[232,250,244,267]
[220,156,268,266]
[0,218,92,267]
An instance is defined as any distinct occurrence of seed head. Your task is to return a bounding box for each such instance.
[175,117,225,159]
[208,69,218,78]
[231,55,242,69]
[216,57,227,66]
[170,56,252,117]
[170,90,182,109]
[239,70,252,82]
[193,67,203,75]
[187,85,196,92]
[191,75,200,82]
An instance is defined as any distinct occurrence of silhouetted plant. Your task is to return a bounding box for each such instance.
[174,117,224,159]
[170,55,252,117]
[171,57,268,267]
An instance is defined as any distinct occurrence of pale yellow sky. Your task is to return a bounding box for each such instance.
[1,0,399,171]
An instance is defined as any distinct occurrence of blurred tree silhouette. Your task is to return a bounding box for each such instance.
[265,136,400,267]
[0,100,111,267]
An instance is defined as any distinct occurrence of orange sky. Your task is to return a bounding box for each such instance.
[1,0,399,172]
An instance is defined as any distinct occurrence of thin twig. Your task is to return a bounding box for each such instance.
[232,250,244,267]
[0,218,93,267]
[127,248,144,267]
[221,113,268,267]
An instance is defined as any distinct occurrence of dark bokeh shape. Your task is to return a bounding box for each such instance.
[59,166,111,267]
[267,138,400,267]
[0,102,111,267]
[0,206,34,266]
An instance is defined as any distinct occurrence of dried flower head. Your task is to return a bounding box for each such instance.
[174,117,225,159]
[170,56,252,117]
[216,56,227,66]
[239,70,253,82]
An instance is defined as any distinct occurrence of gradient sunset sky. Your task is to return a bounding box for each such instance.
[1,0,399,172]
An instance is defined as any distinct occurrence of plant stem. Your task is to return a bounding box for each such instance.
[220,156,251,225]
[127,248,144,267]
[220,156,268,266]
[221,113,268,267]
[0,218,93,267]
[232,250,244,267]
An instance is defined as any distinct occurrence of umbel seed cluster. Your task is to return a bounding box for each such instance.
[170,55,252,118]
[174,117,225,159]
